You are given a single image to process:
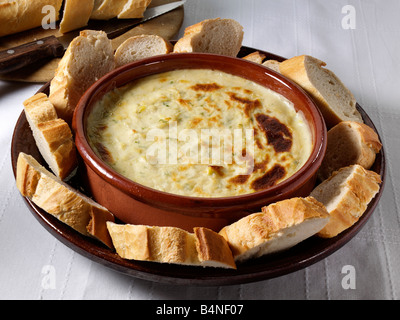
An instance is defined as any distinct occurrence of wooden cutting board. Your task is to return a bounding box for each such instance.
[0,0,184,83]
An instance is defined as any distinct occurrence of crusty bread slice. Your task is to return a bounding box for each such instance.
[262,59,281,73]
[219,197,330,263]
[310,164,381,238]
[16,152,115,248]
[279,55,362,128]
[23,93,78,181]
[318,121,382,181]
[173,18,244,57]
[118,0,152,19]
[59,0,94,34]
[106,222,237,269]
[114,35,173,68]
[49,30,115,124]
[242,51,266,64]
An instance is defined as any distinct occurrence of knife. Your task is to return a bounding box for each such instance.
[0,0,185,74]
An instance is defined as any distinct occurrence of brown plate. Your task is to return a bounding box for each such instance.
[10,47,386,286]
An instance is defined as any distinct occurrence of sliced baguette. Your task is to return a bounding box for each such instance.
[310,164,381,238]
[173,18,244,57]
[242,51,266,64]
[49,30,115,124]
[262,59,281,73]
[318,121,382,181]
[118,0,152,19]
[114,35,173,68]
[23,93,78,181]
[219,197,330,263]
[279,55,362,128]
[59,0,94,34]
[16,152,115,248]
[106,222,237,269]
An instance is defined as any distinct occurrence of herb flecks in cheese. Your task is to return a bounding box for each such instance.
[87,69,312,197]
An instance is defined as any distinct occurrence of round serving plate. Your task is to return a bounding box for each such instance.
[10,47,386,286]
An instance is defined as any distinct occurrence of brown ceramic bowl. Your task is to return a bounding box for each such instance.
[73,53,327,232]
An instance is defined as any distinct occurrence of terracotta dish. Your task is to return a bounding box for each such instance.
[72,53,327,231]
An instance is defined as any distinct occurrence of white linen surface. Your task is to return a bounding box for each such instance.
[1,0,399,300]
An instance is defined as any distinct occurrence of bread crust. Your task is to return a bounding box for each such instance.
[194,227,236,269]
[219,197,330,262]
[0,0,63,37]
[311,165,381,238]
[262,60,281,73]
[91,0,127,20]
[23,93,78,181]
[318,121,382,181]
[16,152,115,248]
[91,0,150,20]
[106,223,237,269]
[23,93,58,123]
[242,51,266,64]
[59,0,95,34]
[118,0,152,19]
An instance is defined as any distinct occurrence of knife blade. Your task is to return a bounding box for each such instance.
[0,0,185,74]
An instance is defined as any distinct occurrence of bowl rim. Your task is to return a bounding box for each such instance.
[72,52,327,207]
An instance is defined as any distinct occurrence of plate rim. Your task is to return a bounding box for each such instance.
[10,47,386,286]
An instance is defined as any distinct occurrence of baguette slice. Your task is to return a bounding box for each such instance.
[173,18,244,57]
[318,121,382,181]
[242,51,266,64]
[279,55,362,128]
[106,223,236,269]
[310,165,381,238]
[114,35,173,68]
[262,59,281,73]
[0,0,63,37]
[49,30,115,124]
[16,152,115,248]
[219,197,330,263]
[118,0,152,19]
[23,93,78,181]
[59,0,94,34]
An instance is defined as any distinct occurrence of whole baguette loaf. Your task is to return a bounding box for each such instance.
[219,197,330,263]
[16,152,115,248]
[317,121,382,181]
[0,0,63,37]
[106,222,237,269]
[310,164,381,238]
[278,55,362,128]
[114,34,173,68]
[59,0,95,34]
[173,18,244,57]
[23,93,78,181]
[49,30,115,124]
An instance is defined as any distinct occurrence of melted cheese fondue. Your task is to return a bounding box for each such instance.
[87,69,312,197]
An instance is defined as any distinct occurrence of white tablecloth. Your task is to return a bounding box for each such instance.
[1,0,399,300]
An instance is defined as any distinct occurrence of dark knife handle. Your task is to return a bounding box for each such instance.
[0,35,65,74]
